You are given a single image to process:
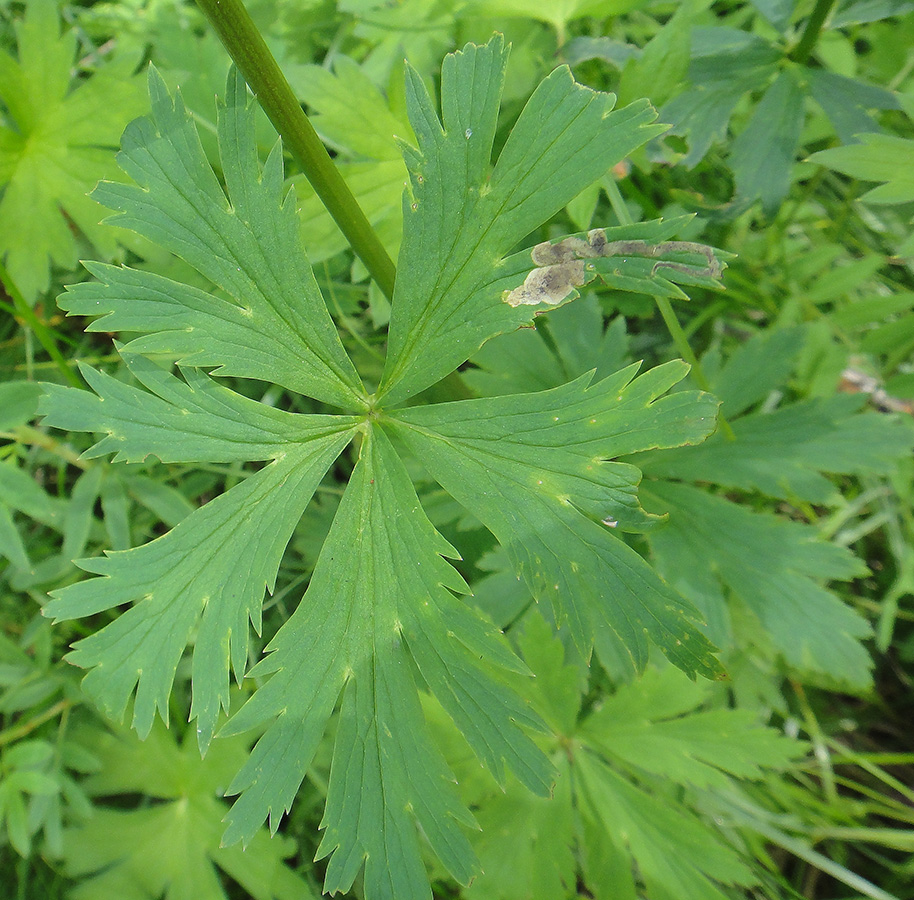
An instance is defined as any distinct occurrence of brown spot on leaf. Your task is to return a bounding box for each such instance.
[504,260,587,307]
[504,229,723,309]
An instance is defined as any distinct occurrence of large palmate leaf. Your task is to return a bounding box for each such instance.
[41,38,727,899]
[62,723,317,900]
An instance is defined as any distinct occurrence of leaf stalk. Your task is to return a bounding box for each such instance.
[0,261,84,389]
[790,0,838,65]
[195,0,397,300]
[602,175,735,440]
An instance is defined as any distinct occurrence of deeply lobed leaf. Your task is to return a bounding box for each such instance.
[0,0,145,300]
[452,617,803,900]
[63,723,317,900]
[644,481,873,688]
[41,37,732,897]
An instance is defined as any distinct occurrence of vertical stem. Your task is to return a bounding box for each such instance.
[0,699,72,746]
[602,176,735,440]
[652,297,711,390]
[791,679,837,803]
[195,0,397,300]
[0,261,83,389]
[791,0,838,65]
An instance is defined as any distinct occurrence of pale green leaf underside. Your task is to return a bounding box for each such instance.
[389,361,724,680]
[379,34,666,406]
[0,0,145,299]
[222,428,551,899]
[77,66,364,409]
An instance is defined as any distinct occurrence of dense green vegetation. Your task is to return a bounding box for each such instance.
[1,0,913,898]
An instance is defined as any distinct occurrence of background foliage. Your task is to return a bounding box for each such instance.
[1,0,914,898]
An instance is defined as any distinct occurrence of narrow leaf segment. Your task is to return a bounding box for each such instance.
[222,428,552,897]
[378,35,666,406]
[389,361,723,681]
[66,67,366,410]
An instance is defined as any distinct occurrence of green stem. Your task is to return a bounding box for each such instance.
[717,793,902,900]
[195,0,397,300]
[6,425,90,468]
[791,679,836,803]
[602,176,735,440]
[0,700,72,746]
[743,819,900,900]
[828,739,914,806]
[652,297,711,390]
[0,261,83,389]
[790,0,838,65]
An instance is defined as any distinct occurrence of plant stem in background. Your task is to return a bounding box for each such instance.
[195,0,397,300]
[720,794,901,900]
[602,176,736,440]
[0,261,83,389]
[790,0,839,65]
[0,700,72,747]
